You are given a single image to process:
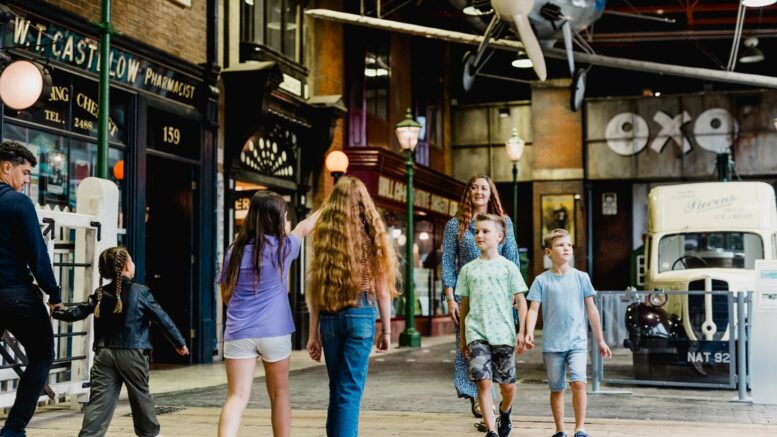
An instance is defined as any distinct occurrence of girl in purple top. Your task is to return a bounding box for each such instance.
[217,191,319,437]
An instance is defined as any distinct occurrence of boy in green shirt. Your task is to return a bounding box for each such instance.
[459,213,529,437]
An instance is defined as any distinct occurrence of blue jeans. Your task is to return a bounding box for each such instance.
[320,298,375,437]
[0,285,55,437]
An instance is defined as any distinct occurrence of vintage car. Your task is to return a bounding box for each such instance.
[624,182,777,383]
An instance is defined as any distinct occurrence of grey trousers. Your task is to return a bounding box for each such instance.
[79,348,160,437]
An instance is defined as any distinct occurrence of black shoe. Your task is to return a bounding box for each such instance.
[496,401,512,437]
[486,432,499,437]
[475,420,488,432]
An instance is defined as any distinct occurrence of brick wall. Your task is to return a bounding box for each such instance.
[44,0,206,65]
[307,0,345,207]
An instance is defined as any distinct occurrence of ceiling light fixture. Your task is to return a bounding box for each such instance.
[463,0,493,16]
[511,51,533,69]
[739,37,765,63]
[742,0,776,7]
[498,105,510,119]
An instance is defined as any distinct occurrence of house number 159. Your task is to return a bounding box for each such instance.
[163,126,181,145]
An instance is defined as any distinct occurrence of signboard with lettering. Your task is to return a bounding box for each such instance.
[377,175,458,217]
[147,108,200,160]
[585,90,777,179]
[5,67,130,144]
[6,14,200,106]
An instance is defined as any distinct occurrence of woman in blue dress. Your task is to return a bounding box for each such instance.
[441,174,520,421]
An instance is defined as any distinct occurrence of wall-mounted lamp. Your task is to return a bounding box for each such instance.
[324,150,349,182]
[0,59,51,111]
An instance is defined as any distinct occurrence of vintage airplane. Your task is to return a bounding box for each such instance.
[306,2,777,111]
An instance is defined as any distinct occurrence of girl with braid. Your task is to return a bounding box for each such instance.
[306,176,399,436]
[53,247,188,437]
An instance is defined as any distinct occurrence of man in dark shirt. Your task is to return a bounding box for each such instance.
[0,140,64,437]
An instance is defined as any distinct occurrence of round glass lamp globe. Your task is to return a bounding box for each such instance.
[0,60,46,111]
[325,150,349,174]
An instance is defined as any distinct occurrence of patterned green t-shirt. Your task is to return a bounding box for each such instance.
[458,256,528,346]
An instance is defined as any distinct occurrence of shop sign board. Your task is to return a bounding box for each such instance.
[586,91,777,179]
[7,14,200,105]
[377,175,457,216]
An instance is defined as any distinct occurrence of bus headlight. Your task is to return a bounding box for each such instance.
[648,291,668,307]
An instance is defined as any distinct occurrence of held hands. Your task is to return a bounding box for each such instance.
[523,333,535,351]
[176,345,190,356]
[307,337,322,362]
[47,302,64,313]
[598,340,612,359]
[515,334,526,355]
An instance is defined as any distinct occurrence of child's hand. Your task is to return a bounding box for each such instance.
[460,340,469,359]
[515,335,526,355]
[376,332,391,352]
[524,334,535,350]
[176,345,189,356]
[447,299,460,325]
[598,340,612,359]
[307,337,322,362]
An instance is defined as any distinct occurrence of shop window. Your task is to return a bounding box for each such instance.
[365,44,389,122]
[3,123,127,245]
[241,0,303,62]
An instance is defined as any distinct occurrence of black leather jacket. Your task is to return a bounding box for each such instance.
[53,279,185,351]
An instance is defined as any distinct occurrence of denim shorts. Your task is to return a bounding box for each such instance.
[542,349,588,392]
[223,334,292,361]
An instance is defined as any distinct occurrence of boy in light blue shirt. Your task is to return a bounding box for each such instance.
[459,213,529,437]
[525,229,612,437]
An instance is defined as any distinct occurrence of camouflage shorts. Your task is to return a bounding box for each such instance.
[467,340,516,384]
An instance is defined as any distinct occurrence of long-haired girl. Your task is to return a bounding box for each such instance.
[440,174,523,428]
[217,191,319,437]
[306,175,399,436]
[52,247,188,437]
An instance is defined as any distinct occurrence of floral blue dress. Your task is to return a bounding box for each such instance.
[441,216,520,399]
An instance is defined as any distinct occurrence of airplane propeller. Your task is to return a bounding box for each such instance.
[492,0,547,81]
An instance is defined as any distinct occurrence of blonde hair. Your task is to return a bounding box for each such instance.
[307,176,400,312]
[456,175,505,240]
[543,228,570,249]
[94,247,128,318]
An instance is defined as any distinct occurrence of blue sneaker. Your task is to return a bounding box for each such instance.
[574,432,591,437]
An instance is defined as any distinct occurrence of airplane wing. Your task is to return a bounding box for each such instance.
[305,8,777,90]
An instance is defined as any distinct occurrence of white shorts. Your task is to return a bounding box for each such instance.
[223,335,292,362]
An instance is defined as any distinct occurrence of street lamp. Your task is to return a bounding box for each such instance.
[396,108,422,348]
[325,150,349,182]
[505,128,525,235]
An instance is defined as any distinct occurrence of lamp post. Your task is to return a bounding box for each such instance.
[505,128,525,235]
[396,108,422,348]
[324,150,349,183]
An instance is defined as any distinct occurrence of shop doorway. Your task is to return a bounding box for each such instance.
[145,155,195,364]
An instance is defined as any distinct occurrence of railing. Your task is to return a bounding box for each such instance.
[0,178,118,408]
[591,289,751,399]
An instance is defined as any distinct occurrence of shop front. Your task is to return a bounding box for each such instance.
[1,2,218,364]
[344,148,466,339]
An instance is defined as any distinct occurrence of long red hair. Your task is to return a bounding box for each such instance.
[456,174,505,240]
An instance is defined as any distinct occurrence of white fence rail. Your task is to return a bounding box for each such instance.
[0,177,118,408]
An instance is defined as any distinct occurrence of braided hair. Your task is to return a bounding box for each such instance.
[94,247,128,318]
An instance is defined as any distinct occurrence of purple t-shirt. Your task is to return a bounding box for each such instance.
[219,234,301,341]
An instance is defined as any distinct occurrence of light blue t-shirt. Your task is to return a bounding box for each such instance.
[457,256,528,346]
[526,268,595,352]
